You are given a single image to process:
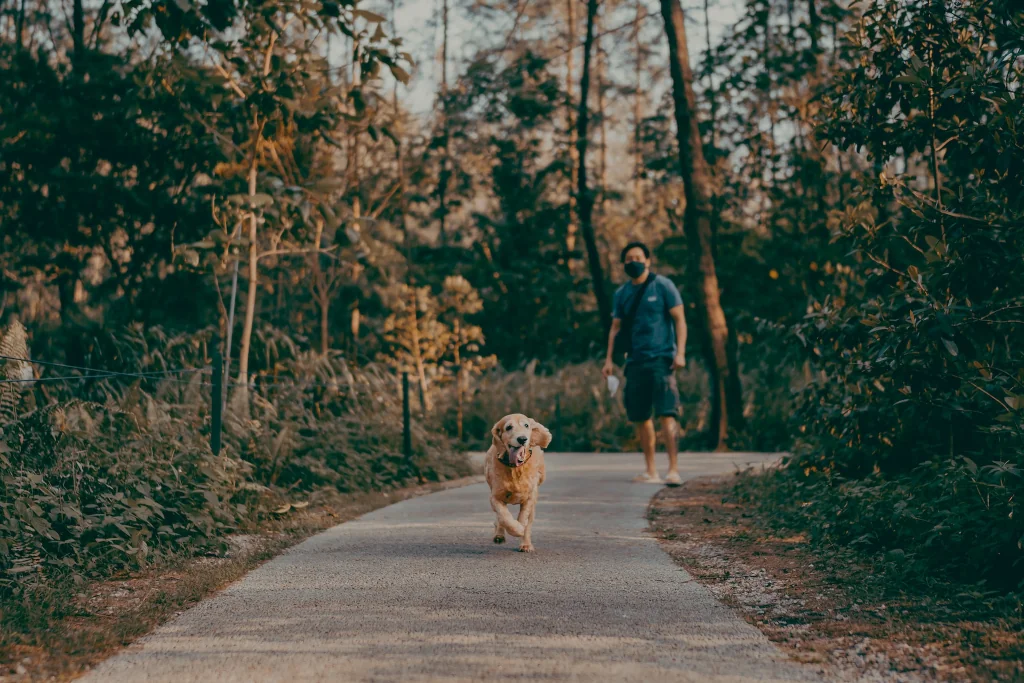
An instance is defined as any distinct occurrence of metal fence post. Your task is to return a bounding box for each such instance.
[402,371,412,461]
[211,335,223,456]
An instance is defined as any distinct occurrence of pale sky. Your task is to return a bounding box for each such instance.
[387,0,741,117]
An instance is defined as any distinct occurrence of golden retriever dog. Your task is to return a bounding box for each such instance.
[484,413,552,553]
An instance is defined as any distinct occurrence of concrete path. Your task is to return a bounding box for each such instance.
[82,453,824,682]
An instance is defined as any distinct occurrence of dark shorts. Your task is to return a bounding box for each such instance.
[623,358,680,423]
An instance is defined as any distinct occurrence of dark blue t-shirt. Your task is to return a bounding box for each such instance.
[613,274,684,365]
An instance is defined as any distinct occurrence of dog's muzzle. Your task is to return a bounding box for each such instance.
[503,445,528,467]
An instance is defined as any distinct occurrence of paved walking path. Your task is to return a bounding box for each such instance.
[82,453,825,682]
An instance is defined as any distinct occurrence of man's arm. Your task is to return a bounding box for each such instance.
[669,305,687,368]
[602,318,621,377]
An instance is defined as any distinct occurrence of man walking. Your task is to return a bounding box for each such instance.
[602,241,687,486]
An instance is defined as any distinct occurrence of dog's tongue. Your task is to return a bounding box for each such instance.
[508,445,523,466]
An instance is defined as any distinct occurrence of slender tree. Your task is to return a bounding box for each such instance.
[577,0,612,334]
[659,0,739,449]
[565,0,579,263]
[437,0,451,249]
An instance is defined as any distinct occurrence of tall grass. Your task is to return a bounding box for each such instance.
[0,328,471,599]
[436,358,799,453]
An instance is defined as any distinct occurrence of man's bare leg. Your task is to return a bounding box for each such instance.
[636,419,657,478]
[660,415,681,485]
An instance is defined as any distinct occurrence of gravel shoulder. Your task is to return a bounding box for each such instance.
[649,473,1024,682]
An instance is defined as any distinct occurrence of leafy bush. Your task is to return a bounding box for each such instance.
[0,394,253,596]
[0,328,471,599]
[758,0,1024,593]
[234,360,473,492]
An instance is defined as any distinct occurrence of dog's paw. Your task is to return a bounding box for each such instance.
[506,521,526,537]
[493,535,506,544]
[518,543,535,553]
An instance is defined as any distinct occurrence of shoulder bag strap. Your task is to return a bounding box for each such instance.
[623,273,656,329]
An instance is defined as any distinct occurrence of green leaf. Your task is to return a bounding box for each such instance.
[941,338,959,357]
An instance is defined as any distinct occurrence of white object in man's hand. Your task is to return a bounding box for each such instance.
[606,375,620,397]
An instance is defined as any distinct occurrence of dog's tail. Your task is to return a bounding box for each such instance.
[491,498,525,537]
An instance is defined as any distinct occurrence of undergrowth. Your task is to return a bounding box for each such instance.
[733,463,1024,617]
[438,358,797,452]
[0,326,471,609]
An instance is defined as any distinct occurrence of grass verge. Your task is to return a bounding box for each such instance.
[1,475,483,682]
[648,473,1024,682]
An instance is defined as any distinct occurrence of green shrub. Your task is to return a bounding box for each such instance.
[0,395,253,596]
[0,329,471,598]
[760,0,1024,594]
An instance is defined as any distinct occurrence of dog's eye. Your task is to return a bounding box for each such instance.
[505,424,512,431]
[523,423,529,428]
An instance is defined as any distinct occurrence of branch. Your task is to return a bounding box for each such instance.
[893,180,1013,229]
[208,51,247,99]
[257,245,340,261]
[963,379,1013,413]
[263,28,279,78]
[89,0,111,47]
[369,182,402,219]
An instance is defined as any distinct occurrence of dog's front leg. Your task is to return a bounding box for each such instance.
[490,496,525,537]
[517,491,538,552]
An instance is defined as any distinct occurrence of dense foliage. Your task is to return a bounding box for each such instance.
[0,326,469,597]
[1,0,1022,616]
[764,0,1024,592]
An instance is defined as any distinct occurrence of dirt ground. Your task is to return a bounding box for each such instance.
[648,474,1024,683]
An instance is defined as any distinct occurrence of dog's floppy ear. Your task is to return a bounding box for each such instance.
[491,416,508,452]
[530,420,552,449]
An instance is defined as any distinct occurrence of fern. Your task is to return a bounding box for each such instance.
[0,319,31,425]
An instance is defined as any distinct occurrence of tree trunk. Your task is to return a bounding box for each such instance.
[807,0,820,54]
[702,0,717,151]
[596,27,608,215]
[409,290,431,412]
[16,0,26,50]
[311,222,331,357]
[235,146,260,406]
[577,0,612,335]
[72,0,85,62]
[659,0,738,450]
[350,306,360,362]
[350,37,362,222]
[454,319,463,442]
[437,0,451,249]
[632,1,645,208]
[565,0,579,264]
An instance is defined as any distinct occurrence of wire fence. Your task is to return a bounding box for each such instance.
[0,345,416,462]
[0,355,354,389]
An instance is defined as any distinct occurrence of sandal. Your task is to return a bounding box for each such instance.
[632,472,663,484]
[664,471,683,487]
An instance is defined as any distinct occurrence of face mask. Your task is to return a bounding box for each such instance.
[624,261,646,279]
